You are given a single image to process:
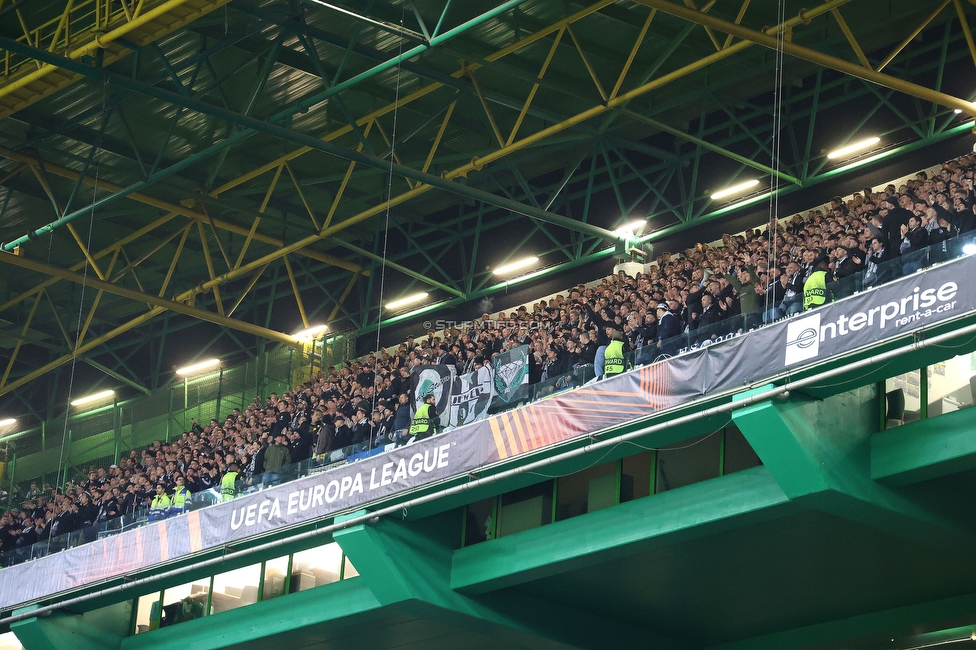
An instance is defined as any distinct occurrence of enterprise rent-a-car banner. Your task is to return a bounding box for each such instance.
[1,255,973,610]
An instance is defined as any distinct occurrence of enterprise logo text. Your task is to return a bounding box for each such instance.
[785,281,958,366]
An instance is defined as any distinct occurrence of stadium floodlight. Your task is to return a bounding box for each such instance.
[711,179,760,200]
[175,358,221,376]
[0,418,16,428]
[614,220,646,236]
[386,293,429,310]
[827,136,880,160]
[70,389,115,408]
[493,256,540,276]
[292,324,329,341]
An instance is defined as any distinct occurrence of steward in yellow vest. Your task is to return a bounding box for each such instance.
[603,337,628,378]
[169,476,191,516]
[148,483,172,522]
[803,256,833,311]
[221,463,240,502]
[409,393,438,441]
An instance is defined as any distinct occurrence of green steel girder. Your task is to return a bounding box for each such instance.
[12,602,132,650]
[871,407,976,487]
[451,466,792,596]
[332,509,670,649]
[732,385,970,546]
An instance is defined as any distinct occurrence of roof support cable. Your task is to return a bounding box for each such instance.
[763,0,788,320]
[367,2,407,445]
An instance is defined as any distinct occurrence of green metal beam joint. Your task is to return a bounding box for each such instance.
[619,108,803,186]
[333,240,466,299]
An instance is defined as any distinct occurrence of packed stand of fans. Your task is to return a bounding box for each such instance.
[4,152,976,565]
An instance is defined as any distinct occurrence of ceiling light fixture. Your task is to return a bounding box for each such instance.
[386,293,429,310]
[292,324,329,341]
[493,256,540,276]
[711,179,760,200]
[70,390,115,407]
[614,220,646,236]
[0,418,16,428]
[827,136,881,160]
[175,358,221,376]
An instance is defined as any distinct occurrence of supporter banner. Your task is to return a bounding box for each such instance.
[410,364,456,416]
[448,366,493,428]
[490,345,530,411]
[2,256,973,611]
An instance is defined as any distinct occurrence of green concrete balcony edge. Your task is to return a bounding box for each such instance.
[872,406,976,486]
[451,466,794,594]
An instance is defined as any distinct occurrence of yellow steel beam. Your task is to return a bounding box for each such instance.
[566,25,607,102]
[611,8,654,99]
[282,254,309,329]
[953,0,976,67]
[633,0,976,116]
[682,0,722,51]
[877,1,951,72]
[42,288,73,350]
[325,119,375,229]
[0,146,362,273]
[227,263,269,318]
[77,249,119,347]
[158,223,191,298]
[0,0,199,99]
[329,271,360,322]
[65,222,106,280]
[467,69,506,148]
[508,28,564,146]
[830,7,871,69]
[723,0,751,50]
[422,99,457,174]
[0,292,41,388]
[0,252,299,345]
[197,221,224,316]
[284,162,320,231]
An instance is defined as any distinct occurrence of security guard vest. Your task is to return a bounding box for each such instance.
[410,403,434,437]
[221,471,239,502]
[172,485,190,509]
[604,340,626,377]
[803,270,830,310]
[150,493,171,514]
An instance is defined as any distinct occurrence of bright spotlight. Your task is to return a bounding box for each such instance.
[292,324,329,341]
[175,358,221,376]
[70,389,116,408]
[0,418,16,428]
[386,293,429,310]
[493,257,540,276]
[827,136,881,160]
[711,179,760,200]
[614,220,646,236]
[963,243,976,255]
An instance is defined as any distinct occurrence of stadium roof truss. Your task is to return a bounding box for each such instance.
[0,0,974,415]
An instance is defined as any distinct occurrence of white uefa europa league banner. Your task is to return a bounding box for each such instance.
[1,255,973,611]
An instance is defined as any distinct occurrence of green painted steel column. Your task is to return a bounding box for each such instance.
[214,368,224,422]
[6,453,15,507]
[12,602,131,650]
[113,399,121,465]
[731,384,965,544]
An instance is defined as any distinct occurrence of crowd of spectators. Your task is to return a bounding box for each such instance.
[4,151,976,562]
